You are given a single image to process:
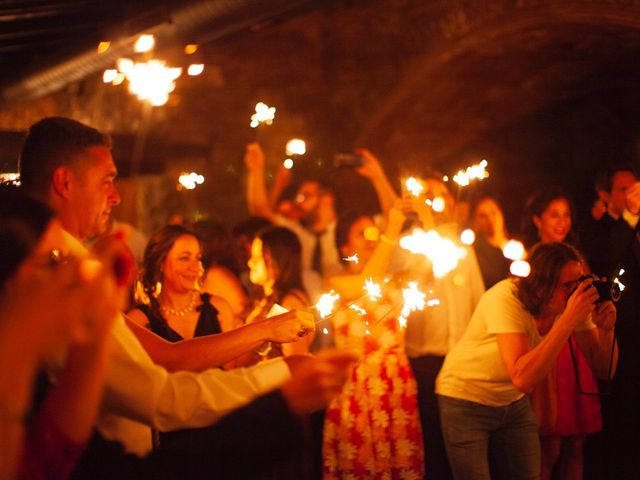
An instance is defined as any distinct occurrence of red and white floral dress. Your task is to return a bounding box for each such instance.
[322,294,424,480]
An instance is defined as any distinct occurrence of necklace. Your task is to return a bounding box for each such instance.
[160,292,197,317]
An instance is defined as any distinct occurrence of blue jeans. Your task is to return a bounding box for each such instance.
[438,394,540,480]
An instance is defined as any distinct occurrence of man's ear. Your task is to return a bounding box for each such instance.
[51,166,73,198]
[597,189,609,205]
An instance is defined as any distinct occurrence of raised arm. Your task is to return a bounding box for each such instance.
[245,143,276,220]
[356,149,400,216]
[124,309,315,372]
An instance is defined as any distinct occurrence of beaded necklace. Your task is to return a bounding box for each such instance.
[160,291,197,317]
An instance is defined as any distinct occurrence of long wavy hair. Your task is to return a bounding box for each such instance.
[0,185,54,290]
[255,226,306,304]
[138,224,201,317]
[515,241,584,317]
[520,186,578,249]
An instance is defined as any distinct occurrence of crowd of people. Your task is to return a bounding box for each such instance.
[1,115,639,480]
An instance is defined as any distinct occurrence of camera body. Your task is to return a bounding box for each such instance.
[578,274,621,303]
[333,153,364,168]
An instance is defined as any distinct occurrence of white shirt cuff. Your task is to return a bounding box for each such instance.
[249,357,291,393]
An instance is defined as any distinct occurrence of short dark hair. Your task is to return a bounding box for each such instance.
[19,117,111,199]
[594,166,636,193]
[0,184,54,289]
[515,242,584,317]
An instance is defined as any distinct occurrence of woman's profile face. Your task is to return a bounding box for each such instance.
[160,234,202,292]
[534,198,571,243]
[341,215,377,266]
[248,237,271,287]
[544,260,584,317]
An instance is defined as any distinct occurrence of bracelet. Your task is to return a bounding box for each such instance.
[379,234,397,246]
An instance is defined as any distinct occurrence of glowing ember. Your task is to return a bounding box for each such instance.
[322,327,329,335]
[510,260,531,277]
[453,159,489,187]
[400,281,426,319]
[460,229,476,245]
[117,58,182,106]
[431,196,446,213]
[343,254,359,264]
[316,291,340,318]
[134,34,155,53]
[503,240,526,261]
[285,139,306,156]
[364,278,383,301]
[103,69,118,83]
[283,158,294,169]
[187,64,204,76]
[349,304,367,315]
[405,177,425,197]
[178,172,205,190]
[399,228,466,278]
[250,102,276,128]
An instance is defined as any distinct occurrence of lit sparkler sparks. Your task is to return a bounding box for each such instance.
[614,269,626,292]
[510,260,531,277]
[343,254,359,264]
[315,291,340,318]
[177,172,205,190]
[396,281,427,328]
[113,58,182,106]
[405,177,425,197]
[250,102,276,128]
[452,159,489,187]
[460,229,476,245]
[425,196,446,213]
[285,139,306,156]
[349,304,367,315]
[399,228,467,278]
[364,278,383,301]
[502,239,526,261]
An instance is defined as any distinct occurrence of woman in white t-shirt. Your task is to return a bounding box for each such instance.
[435,242,617,479]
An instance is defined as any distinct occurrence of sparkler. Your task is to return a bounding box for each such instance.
[343,254,359,264]
[250,102,276,128]
[349,304,367,315]
[502,239,525,261]
[364,278,383,301]
[460,229,476,245]
[405,177,425,197]
[110,58,182,106]
[614,268,626,292]
[315,291,341,319]
[510,260,531,277]
[452,160,489,187]
[399,228,467,278]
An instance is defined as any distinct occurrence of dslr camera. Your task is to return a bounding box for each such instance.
[577,274,622,303]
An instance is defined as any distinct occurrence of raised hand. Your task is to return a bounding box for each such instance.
[560,278,599,331]
[244,142,266,171]
[264,309,316,343]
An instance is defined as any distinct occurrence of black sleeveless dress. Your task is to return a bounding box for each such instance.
[136,292,222,452]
